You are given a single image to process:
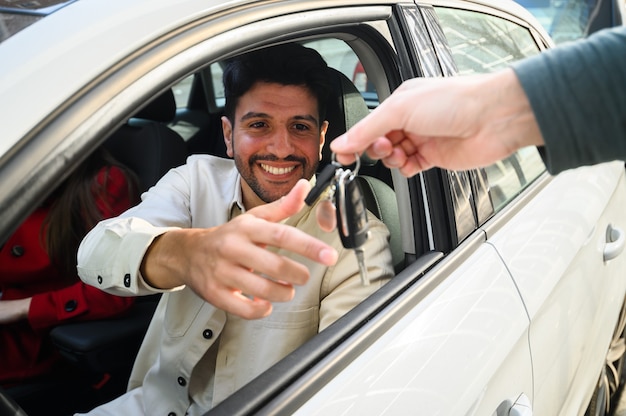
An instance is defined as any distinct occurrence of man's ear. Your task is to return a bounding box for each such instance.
[319,120,329,161]
[222,116,234,157]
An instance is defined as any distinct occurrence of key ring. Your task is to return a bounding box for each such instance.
[331,152,361,177]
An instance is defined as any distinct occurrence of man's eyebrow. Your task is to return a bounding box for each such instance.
[293,115,319,126]
[240,112,271,122]
[240,112,319,126]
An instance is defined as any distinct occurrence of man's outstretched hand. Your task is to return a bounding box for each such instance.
[140,179,338,319]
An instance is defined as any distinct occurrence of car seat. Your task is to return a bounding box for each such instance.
[103,88,189,191]
[325,68,404,273]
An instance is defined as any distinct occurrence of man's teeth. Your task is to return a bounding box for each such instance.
[261,164,295,175]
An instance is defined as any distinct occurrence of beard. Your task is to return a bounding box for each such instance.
[235,153,318,203]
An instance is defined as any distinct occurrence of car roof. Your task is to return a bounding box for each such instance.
[0,0,544,158]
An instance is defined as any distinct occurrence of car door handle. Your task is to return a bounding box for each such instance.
[604,224,625,262]
[496,393,533,416]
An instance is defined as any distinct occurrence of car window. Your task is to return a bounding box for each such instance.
[513,0,615,44]
[303,38,374,95]
[209,63,225,108]
[172,74,194,108]
[0,12,42,42]
[435,7,547,212]
[435,7,540,75]
[483,149,546,210]
[0,0,75,42]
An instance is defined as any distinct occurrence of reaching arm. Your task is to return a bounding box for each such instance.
[332,26,626,176]
[79,179,338,320]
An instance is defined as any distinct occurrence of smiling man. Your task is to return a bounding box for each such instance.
[76,43,393,415]
[223,82,323,208]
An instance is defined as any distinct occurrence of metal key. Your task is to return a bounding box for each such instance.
[334,163,370,286]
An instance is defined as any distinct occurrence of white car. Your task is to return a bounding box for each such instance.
[1,1,625,415]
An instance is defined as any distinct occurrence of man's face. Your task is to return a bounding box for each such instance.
[222,81,328,209]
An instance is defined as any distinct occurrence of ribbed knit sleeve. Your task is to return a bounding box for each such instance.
[512,26,626,174]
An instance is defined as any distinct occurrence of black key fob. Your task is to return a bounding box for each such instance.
[335,171,369,249]
[305,163,337,206]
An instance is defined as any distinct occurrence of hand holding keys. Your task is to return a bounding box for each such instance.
[305,154,370,286]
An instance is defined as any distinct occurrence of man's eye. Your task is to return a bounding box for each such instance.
[250,121,267,128]
[293,123,310,131]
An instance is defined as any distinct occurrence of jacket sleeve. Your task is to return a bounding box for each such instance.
[77,165,189,296]
[513,26,626,174]
[27,165,137,330]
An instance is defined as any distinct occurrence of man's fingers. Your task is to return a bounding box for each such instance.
[224,238,311,287]
[234,214,338,268]
[247,180,338,266]
[219,262,298,302]
[210,285,274,320]
[315,199,336,232]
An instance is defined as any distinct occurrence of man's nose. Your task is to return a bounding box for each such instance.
[269,127,295,157]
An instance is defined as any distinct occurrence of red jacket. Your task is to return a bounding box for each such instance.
[0,166,136,386]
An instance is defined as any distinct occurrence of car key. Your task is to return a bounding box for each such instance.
[305,162,340,206]
[335,165,370,286]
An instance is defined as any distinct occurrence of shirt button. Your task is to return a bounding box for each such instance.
[97,276,103,284]
[11,245,25,257]
[202,329,213,339]
[177,376,186,386]
[64,300,78,312]
[124,274,131,287]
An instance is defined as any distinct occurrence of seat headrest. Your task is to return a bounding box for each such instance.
[322,68,371,167]
[133,89,177,122]
[104,88,188,191]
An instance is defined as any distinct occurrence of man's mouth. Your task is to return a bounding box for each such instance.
[260,163,296,175]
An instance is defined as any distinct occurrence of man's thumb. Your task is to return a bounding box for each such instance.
[250,179,309,222]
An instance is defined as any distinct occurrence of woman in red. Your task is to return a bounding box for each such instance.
[0,148,139,387]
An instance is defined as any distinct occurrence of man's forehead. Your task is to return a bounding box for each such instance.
[235,82,320,123]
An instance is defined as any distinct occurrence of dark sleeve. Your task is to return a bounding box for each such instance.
[28,166,136,329]
[512,26,626,174]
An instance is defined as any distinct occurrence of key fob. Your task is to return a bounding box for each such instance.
[305,163,338,206]
[335,171,369,249]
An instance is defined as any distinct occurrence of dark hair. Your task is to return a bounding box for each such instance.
[223,43,332,125]
[43,148,139,278]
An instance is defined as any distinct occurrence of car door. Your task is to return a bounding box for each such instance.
[488,161,626,415]
[433,3,626,415]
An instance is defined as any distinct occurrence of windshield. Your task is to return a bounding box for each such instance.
[0,0,74,42]
[513,0,613,44]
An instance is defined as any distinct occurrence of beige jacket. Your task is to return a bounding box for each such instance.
[77,155,393,416]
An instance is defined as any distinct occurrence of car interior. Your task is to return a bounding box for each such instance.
[2,39,405,415]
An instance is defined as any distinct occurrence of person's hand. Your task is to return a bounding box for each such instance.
[141,179,338,320]
[0,298,31,324]
[331,69,543,177]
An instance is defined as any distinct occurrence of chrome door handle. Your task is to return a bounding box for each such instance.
[497,394,533,416]
[604,224,626,262]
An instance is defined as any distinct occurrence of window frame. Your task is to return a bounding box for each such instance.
[414,1,555,252]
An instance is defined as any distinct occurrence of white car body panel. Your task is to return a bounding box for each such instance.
[489,162,626,415]
[293,243,532,415]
